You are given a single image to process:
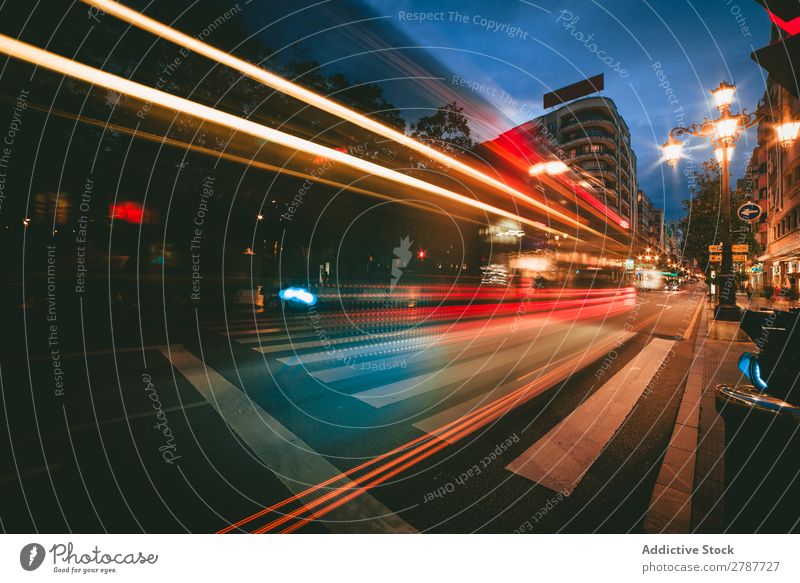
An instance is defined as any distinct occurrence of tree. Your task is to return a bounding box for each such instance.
[410,101,474,158]
[679,160,763,274]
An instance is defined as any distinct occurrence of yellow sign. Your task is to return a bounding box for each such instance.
[732,254,748,262]
[708,244,722,253]
[732,244,748,253]
[709,254,722,262]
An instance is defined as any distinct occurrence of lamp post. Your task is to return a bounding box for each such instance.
[661,81,800,320]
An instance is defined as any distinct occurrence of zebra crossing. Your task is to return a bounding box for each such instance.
[200,309,634,450]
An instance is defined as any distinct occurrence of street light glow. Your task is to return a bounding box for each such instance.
[776,121,800,148]
[528,163,546,176]
[711,81,736,111]
[545,160,570,175]
[529,160,569,176]
[662,137,682,167]
[714,116,740,141]
[714,144,735,163]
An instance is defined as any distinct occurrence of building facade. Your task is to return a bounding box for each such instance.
[754,78,800,297]
[652,209,665,251]
[533,96,638,225]
[636,190,659,249]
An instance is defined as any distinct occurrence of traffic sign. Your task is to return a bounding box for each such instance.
[708,244,722,253]
[737,202,762,221]
[732,254,748,262]
[709,254,722,262]
[732,244,749,253]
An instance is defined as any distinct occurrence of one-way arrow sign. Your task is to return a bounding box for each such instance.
[737,202,762,221]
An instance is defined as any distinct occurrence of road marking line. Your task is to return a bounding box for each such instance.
[248,330,413,352]
[353,324,623,409]
[276,331,450,367]
[682,296,704,340]
[222,327,280,337]
[505,337,676,496]
[0,463,64,484]
[645,299,706,533]
[273,314,535,367]
[351,341,532,408]
[413,332,635,441]
[309,331,518,384]
[159,346,415,533]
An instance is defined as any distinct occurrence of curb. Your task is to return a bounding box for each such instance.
[643,298,706,533]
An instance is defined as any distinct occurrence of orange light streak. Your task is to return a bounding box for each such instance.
[81,0,604,238]
[253,343,603,533]
[243,292,635,533]
[0,34,570,237]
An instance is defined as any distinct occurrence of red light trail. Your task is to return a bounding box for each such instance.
[217,288,636,533]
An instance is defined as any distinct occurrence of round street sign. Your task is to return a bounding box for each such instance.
[737,202,762,222]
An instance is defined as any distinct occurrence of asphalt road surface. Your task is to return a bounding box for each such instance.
[0,284,706,533]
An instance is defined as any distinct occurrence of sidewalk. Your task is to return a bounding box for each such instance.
[645,296,754,533]
[691,301,751,532]
[740,293,800,311]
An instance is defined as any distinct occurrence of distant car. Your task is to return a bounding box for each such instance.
[664,279,680,292]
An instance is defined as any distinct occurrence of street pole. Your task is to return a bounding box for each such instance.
[716,149,740,319]
[662,81,800,318]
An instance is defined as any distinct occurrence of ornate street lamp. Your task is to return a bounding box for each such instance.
[776,121,800,148]
[714,144,735,164]
[661,81,800,320]
[662,136,683,167]
[711,80,736,111]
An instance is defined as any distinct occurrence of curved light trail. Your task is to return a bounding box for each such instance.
[81,0,614,239]
[0,33,565,236]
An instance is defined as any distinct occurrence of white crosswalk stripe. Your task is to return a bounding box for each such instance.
[505,337,675,496]
[276,333,443,367]
[271,313,536,367]
[351,348,510,408]
[199,312,642,450]
[159,345,414,533]
[413,331,635,442]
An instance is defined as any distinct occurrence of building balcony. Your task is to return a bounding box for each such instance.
[619,163,635,180]
[766,228,800,259]
[569,151,616,165]
[582,168,618,183]
[786,180,800,200]
[560,116,618,133]
[559,134,617,149]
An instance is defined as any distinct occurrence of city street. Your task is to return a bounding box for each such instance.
[1,284,705,533]
[1,0,799,547]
